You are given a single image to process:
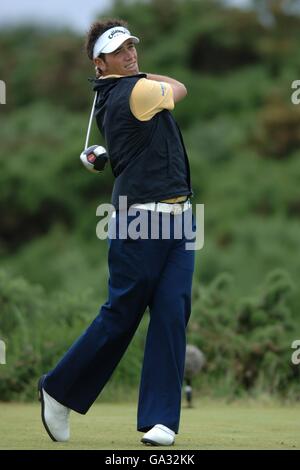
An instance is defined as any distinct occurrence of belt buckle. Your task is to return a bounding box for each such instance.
[171,203,183,215]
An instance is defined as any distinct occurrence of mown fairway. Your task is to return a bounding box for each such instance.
[0,399,299,450]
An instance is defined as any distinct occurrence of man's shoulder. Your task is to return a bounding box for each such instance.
[113,74,147,95]
[118,73,147,84]
[130,78,174,121]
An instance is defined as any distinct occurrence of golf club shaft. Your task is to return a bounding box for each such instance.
[85,92,98,150]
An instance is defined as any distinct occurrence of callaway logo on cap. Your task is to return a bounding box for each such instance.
[93,26,140,59]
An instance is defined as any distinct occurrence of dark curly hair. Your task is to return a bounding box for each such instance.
[85,19,128,76]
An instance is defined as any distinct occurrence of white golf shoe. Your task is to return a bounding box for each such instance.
[38,376,70,442]
[141,424,175,446]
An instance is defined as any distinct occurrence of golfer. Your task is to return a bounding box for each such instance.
[38,18,195,446]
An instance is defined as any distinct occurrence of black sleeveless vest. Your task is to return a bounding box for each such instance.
[93,75,192,208]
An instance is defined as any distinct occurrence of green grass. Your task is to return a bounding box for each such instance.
[0,399,299,450]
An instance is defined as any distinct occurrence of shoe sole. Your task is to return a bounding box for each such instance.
[141,438,174,446]
[38,375,58,442]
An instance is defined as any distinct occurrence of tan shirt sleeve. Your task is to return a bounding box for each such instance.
[130,78,174,121]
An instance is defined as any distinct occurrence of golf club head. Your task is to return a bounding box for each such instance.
[80,145,108,173]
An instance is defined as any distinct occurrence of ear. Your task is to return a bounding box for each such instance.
[94,57,107,74]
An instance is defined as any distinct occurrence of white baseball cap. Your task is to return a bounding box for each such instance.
[93,26,139,59]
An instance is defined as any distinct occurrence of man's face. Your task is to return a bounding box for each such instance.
[94,39,139,76]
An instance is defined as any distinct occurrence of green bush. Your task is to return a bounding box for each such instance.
[0,269,96,400]
[0,268,299,401]
[0,269,148,401]
[188,270,300,398]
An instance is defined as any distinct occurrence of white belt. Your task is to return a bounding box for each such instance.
[112,200,191,218]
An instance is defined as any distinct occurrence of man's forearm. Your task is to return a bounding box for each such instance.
[146,73,184,88]
[146,73,187,103]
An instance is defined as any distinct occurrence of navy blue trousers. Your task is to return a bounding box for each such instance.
[44,210,195,433]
